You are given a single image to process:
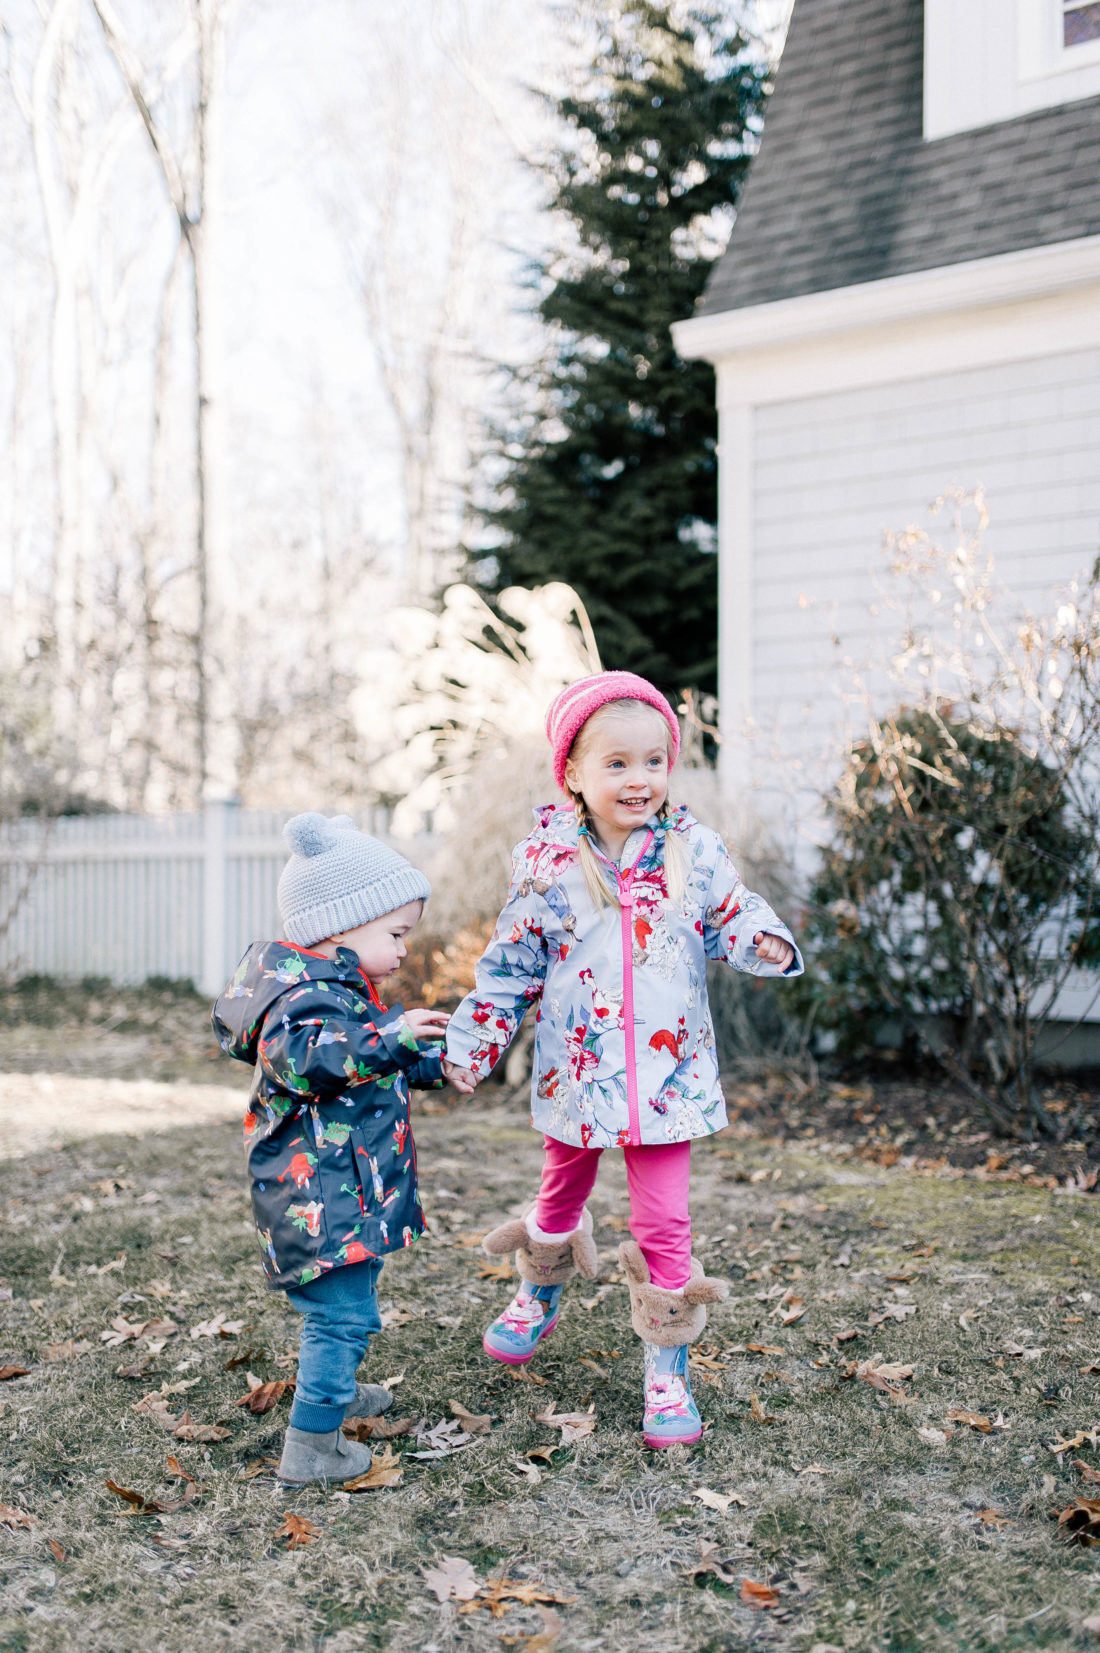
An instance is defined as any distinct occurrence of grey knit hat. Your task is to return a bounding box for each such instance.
[277,813,431,948]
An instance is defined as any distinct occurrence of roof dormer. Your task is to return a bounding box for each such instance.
[925,0,1100,139]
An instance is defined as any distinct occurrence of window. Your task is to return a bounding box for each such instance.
[1064,2,1100,45]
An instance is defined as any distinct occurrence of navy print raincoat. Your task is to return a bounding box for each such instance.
[212,941,442,1290]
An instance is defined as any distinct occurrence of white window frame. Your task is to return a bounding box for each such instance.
[1018,0,1100,82]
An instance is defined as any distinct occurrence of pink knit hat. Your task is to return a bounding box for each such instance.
[545,672,681,792]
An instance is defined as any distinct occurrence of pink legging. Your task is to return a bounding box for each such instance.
[535,1135,692,1290]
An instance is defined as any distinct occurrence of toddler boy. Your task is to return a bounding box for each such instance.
[212,811,447,1485]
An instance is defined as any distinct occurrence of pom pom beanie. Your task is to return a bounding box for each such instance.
[545,672,681,792]
[277,813,431,948]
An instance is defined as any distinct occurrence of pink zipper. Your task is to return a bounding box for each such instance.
[590,829,654,1149]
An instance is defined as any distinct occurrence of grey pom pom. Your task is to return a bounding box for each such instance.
[283,812,335,858]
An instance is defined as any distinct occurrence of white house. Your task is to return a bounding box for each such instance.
[673,0,1100,838]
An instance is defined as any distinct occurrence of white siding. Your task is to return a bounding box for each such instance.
[746,346,1100,826]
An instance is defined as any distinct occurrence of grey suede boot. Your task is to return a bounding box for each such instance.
[277,1426,380,1487]
[344,1382,393,1421]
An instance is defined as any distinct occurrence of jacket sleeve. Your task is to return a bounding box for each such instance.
[444,848,551,1077]
[703,837,804,978]
[407,1047,444,1090]
[256,986,428,1100]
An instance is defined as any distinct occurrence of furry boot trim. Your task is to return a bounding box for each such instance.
[482,1203,598,1287]
[618,1239,728,1347]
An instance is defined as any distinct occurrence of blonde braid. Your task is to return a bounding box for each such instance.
[659,795,687,908]
[569,787,617,913]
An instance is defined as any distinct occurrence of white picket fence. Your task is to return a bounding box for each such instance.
[0,802,396,995]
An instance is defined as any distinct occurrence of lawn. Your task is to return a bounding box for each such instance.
[2,1089,1100,1652]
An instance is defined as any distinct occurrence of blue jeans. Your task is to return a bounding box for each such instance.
[284,1260,383,1433]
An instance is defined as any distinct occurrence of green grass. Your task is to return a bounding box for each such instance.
[2,1104,1100,1651]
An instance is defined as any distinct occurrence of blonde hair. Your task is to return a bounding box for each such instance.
[565,700,688,913]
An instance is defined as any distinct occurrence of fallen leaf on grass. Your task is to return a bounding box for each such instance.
[165,1456,196,1485]
[684,1539,738,1586]
[274,1512,319,1549]
[237,1457,279,1480]
[42,1339,90,1362]
[948,1408,992,1434]
[526,1447,560,1465]
[0,1504,38,1529]
[578,1284,615,1311]
[1082,1362,1100,1376]
[975,1509,1012,1526]
[772,1296,807,1327]
[379,1305,421,1329]
[104,1480,180,1516]
[458,1578,576,1618]
[1057,1498,1100,1545]
[741,1578,780,1609]
[1074,1460,1100,1484]
[0,1365,30,1381]
[692,1487,746,1512]
[449,1399,493,1434]
[745,1342,784,1356]
[869,1302,917,1325]
[48,1539,66,1562]
[173,1411,231,1443]
[793,1464,831,1475]
[578,1357,610,1378]
[235,1378,294,1414]
[422,1555,481,1602]
[535,1403,596,1445]
[514,1460,541,1485]
[1050,1428,1100,1455]
[131,1394,179,1431]
[503,1367,550,1387]
[100,1315,178,1349]
[115,1360,151,1380]
[477,1260,515,1281]
[149,1534,187,1550]
[189,1314,245,1341]
[1083,1612,1100,1638]
[918,1427,954,1446]
[832,1328,861,1345]
[500,1605,563,1651]
[342,1415,415,1442]
[342,1444,403,1491]
[749,1393,776,1425]
[407,1417,473,1459]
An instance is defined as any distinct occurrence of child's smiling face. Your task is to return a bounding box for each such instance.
[565,705,670,852]
[318,899,424,980]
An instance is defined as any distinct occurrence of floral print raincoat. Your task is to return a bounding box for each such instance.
[444,804,803,1149]
[212,941,442,1290]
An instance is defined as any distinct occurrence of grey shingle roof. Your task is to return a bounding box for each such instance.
[699,0,1100,316]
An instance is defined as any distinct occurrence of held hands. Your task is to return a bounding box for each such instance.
[441,1058,478,1095]
[402,1008,451,1041]
[753,931,796,972]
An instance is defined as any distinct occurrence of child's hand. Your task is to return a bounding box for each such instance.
[402,1008,451,1041]
[442,1058,478,1094]
[753,931,796,971]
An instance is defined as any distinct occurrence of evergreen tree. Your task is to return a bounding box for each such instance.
[472,3,766,697]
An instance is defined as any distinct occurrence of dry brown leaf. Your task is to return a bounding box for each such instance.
[131,1394,179,1431]
[379,1305,420,1329]
[526,1447,559,1465]
[104,1480,170,1515]
[477,1260,516,1281]
[48,1539,66,1563]
[1057,1497,1100,1545]
[458,1578,576,1619]
[749,1392,775,1425]
[534,1403,596,1445]
[42,1339,91,1363]
[1051,1428,1100,1455]
[342,1414,415,1442]
[173,1411,231,1443]
[275,1512,319,1549]
[422,1555,482,1602]
[514,1459,542,1485]
[1082,1362,1100,1375]
[947,1408,992,1434]
[189,1314,245,1341]
[692,1487,747,1512]
[0,1504,38,1529]
[342,1444,404,1492]
[741,1578,780,1609]
[115,1360,151,1380]
[504,1366,550,1386]
[746,1342,784,1355]
[578,1357,610,1378]
[1074,1460,1100,1484]
[235,1379,294,1414]
[449,1399,493,1434]
[503,1605,564,1652]
[975,1509,1011,1526]
[165,1456,196,1484]
[0,1365,30,1381]
[832,1328,861,1345]
[237,1457,279,1480]
[918,1427,953,1446]
[685,1539,738,1586]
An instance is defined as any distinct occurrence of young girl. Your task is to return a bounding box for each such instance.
[443,671,803,1448]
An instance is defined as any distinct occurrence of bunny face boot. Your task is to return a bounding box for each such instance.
[481,1205,598,1364]
[619,1240,728,1448]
